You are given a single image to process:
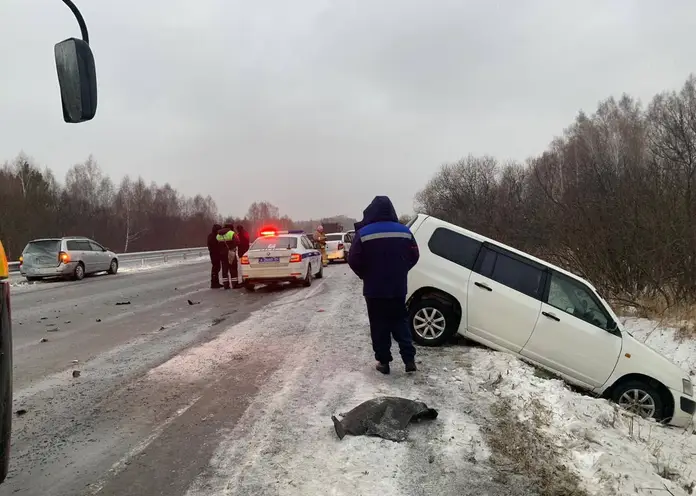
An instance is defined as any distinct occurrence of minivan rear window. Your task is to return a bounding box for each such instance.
[251,236,297,250]
[428,228,482,270]
[325,234,343,241]
[24,240,60,255]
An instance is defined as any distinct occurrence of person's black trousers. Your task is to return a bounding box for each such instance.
[365,297,416,365]
[220,254,232,289]
[210,257,221,288]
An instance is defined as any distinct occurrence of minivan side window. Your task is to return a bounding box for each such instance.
[428,228,482,270]
[546,273,611,330]
[478,247,544,299]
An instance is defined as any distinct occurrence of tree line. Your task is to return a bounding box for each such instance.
[0,156,355,260]
[416,74,696,308]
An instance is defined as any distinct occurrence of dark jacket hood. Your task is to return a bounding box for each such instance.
[212,224,222,234]
[355,196,398,230]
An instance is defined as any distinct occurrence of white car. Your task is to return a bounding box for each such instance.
[406,214,695,427]
[240,230,323,291]
[325,232,354,263]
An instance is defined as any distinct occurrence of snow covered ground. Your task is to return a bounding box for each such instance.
[176,269,696,496]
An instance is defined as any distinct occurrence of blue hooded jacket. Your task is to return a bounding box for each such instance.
[348,196,420,298]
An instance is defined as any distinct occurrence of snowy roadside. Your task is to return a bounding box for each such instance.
[142,266,695,496]
[8,256,208,292]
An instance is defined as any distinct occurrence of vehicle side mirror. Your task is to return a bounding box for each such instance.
[607,320,620,335]
[103,247,108,252]
[55,38,97,123]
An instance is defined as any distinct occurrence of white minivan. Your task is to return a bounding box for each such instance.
[406,214,695,427]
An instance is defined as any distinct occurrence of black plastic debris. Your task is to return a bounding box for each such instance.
[15,409,27,417]
[331,396,438,442]
[187,299,200,306]
[96,319,102,323]
[39,338,48,343]
[72,370,81,378]
[115,301,131,306]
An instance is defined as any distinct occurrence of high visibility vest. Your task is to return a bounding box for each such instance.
[216,231,235,242]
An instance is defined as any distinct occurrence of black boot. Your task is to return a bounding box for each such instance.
[211,281,222,289]
[376,362,390,375]
[405,362,417,373]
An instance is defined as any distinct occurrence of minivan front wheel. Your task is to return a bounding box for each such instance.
[108,259,118,275]
[409,298,457,347]
[611,380,664,421]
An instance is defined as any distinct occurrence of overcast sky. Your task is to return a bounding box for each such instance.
[2,0,696,220]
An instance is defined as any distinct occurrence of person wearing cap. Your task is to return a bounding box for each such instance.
[348,196,420,375]
[314,225,328,267]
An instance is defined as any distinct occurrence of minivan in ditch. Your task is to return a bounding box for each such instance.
[405,214,694,427]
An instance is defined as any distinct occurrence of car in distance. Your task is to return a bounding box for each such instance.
[240,230,323,291]
[325,232,354,263]
[19,237,119,282]
[405,214,695,427]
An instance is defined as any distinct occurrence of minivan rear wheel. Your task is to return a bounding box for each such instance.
[409,298,457,346]
[73,263,85,281]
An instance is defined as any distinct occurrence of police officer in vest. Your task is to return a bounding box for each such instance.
[216,223,240,289]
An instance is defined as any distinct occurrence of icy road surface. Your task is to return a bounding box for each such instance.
[4,261,695,496]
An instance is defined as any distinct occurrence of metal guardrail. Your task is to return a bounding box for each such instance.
[7,247,207,273]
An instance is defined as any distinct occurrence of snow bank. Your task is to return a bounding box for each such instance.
[468,340,696,495]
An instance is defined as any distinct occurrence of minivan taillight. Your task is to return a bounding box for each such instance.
[59,251,70,264]
[289,253,302,263]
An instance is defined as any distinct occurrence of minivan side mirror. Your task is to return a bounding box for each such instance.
[55,38,97,123]
[606,320,621,336]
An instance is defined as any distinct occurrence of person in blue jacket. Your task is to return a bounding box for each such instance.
[348,196,420,375]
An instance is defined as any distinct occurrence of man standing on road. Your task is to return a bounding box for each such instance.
[314,225,328,267]
[207,223,222,289]
[216,224,239,290]
[348,196,420,375]
[236,225,250,258]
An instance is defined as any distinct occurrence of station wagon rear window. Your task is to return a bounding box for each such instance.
[251,237,298,250]
[24,240,60,255]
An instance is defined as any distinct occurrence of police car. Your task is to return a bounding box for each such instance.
[240,229,323,291]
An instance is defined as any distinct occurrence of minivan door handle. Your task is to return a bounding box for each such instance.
[474,282,492,292]
[542,311,560,322]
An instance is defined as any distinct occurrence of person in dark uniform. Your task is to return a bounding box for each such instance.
[348,196,420,375]
[236,225,250,258]
[207,223,222,289]
[216,224,238,289]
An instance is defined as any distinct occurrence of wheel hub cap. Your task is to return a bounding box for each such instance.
[618,389,656,418]
[413,307,446,340]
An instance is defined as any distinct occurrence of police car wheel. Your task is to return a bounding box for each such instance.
[302,265,312,287]
[316,263,324,279]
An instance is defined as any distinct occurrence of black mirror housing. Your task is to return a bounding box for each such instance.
[54,38,97,123]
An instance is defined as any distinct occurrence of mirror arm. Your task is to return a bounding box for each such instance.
[61,0,89,44]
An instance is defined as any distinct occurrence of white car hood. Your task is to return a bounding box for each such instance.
[620,331,690,392]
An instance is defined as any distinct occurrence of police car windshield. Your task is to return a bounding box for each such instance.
[325,234,342,241]
[251,236,297,250]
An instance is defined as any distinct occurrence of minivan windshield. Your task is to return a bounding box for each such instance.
[24,240,60,256]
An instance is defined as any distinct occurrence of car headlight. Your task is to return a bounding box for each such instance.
[684,378,694,397]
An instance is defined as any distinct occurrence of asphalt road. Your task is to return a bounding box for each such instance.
[3,261,297,496]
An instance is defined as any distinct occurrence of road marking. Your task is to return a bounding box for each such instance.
[87,394,202,495]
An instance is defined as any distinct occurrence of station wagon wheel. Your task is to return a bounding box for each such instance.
[408,298,457,347]
[611,380,664,421]
[73,263,85,281]
[108,259,118,275]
